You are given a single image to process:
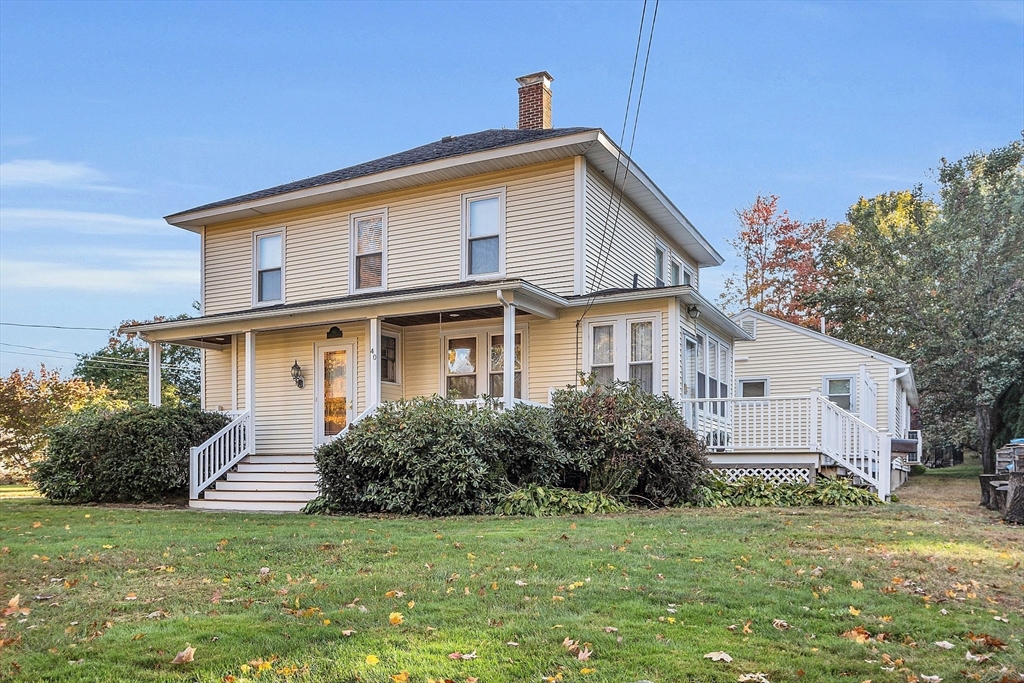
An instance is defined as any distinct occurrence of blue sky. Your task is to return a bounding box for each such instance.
[1,0,1021,375]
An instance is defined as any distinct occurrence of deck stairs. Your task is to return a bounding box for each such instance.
[189,454,318,512]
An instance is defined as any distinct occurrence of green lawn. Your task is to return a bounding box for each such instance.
[1,467,1021,683]
[0,485,39,500]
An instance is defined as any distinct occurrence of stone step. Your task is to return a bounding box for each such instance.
[235,462,318,474]
[225,471,319,483]
[215,480,318,492]
[204,489,318,503]
[189,498,308,513]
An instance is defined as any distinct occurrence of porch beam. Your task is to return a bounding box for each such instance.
[503,302,516,407]
[245,330,255,454]
[368,316,381,408]
[148,342,162,407]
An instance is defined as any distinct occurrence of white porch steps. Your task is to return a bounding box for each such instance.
[190,453,318,512]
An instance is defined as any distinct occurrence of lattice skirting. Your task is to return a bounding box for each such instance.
[711,466,813,485]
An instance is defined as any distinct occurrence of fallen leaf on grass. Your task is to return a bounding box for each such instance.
[2,595,30,617]
[603,626,618,633]
[772,619,790,630]
[933,641,954,650]
[965,652,991,662]
[506,641,519,647]
[919,676,942,683]
[388,612,404,625]
[170,645,195,664]
[848,606,861,616]
[743,620,753,634]
[704,651,733,662]
[365,654,379,665]
[341,629,356,637]
[965,632,1007,650]
[446,651,477,663]
[577,647,592,661]
[391,673,410,683]
[738,675,771,683]
[580,668,595,675]
[131,633,145,641]
[842,626,872,644]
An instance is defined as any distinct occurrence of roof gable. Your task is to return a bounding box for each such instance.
[732,309,910,367]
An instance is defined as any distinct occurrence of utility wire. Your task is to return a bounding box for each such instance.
[0,321,110,331]
[0,343,193,371]
[575,0,661,380]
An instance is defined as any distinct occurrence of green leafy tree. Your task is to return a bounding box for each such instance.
[811,140,1024,472]
[74,314,200,408]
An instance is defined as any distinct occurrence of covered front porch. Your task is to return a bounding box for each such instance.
[128,280,569,510]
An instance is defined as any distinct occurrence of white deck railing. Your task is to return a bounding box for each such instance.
[189,410,253,499]
[678,391,893,498]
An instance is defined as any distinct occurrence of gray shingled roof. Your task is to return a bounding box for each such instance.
[185,127,596,214]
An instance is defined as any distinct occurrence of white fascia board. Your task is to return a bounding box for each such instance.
[165,131,603,231]
[588,131,725,267]
[732,309,911,367]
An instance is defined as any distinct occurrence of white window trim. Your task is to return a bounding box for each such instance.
[682,263,697,288]
[252,227,286,307]
[694,325,732,404]
[823,373,857,412]
[668,254,683,287]
[349,207,388,293]
[583,313,662,392]
[380,324,402,385]
[439,323,528,399]
[460,187,506,281]
[654,240,667,288]
[737,376,771,398]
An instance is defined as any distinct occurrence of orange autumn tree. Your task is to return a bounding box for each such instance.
[720,194,832,330]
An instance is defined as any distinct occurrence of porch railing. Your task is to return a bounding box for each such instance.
[677,392,893,499]
[189,410,253,499]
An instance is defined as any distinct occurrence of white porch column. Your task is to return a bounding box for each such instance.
[245,330,255,454]
[148,342,162,407]
[879,431,893,500]
[503,302,516,407]
[368,317,381,408]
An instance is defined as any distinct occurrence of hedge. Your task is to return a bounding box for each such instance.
[33,406,229,503]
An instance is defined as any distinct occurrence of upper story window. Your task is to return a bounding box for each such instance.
[683,268,693,286]
[351,210,387,292]
[462,188,505,279]
[655,245,666,287]
[253,229,284,305]
[669,260,681,287]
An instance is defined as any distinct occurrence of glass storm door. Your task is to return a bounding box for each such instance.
[316,343,355,445]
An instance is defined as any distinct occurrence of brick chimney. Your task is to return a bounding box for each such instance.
[516,71,554,130]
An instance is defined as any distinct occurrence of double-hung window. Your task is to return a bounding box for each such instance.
[586,315,659,393]
[824,375,855,412]
[444,329,524,399]
[463,189,504,279]
[488,332,522,399]
[351,210,386,291]
[655,245,666,287]
[381,334,398,384]
[669,260,682,287]
[254,229,284,305]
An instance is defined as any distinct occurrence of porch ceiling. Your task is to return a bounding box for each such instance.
[384,305,505,327]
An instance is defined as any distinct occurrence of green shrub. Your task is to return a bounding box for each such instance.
[910,464,927,476]
[488,403,568,488]
[315,397,505,516]
[694,474,881,507]
[550,382,709,507]
[497,485,626,516]
[33,406,228,503]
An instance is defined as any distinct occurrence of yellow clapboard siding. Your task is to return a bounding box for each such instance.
[733,318,893,431]
[583,166,700,293]
[202,346,233,411]
[202,160,577,316]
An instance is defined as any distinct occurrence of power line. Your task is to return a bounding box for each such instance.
[0,321,110,331]
[0,344,194,372]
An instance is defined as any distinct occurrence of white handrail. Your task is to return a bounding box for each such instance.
[190,410,252,499]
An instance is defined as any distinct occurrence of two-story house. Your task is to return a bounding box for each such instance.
[128,73,900,511]
[126,72,745,511]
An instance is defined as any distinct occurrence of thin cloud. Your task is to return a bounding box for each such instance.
[0,208,167,235]
[0,257,199,292]
[0,159,131,192]
[0,135,35,147]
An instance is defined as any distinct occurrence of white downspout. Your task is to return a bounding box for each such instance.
[496,290,516,408]
[148,341,162,407]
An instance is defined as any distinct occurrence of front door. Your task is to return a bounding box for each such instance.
[314,342,356,445]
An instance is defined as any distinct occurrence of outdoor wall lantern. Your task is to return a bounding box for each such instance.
[687,305,701,320]
[327,326,343,339]
[291,360,305,389]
